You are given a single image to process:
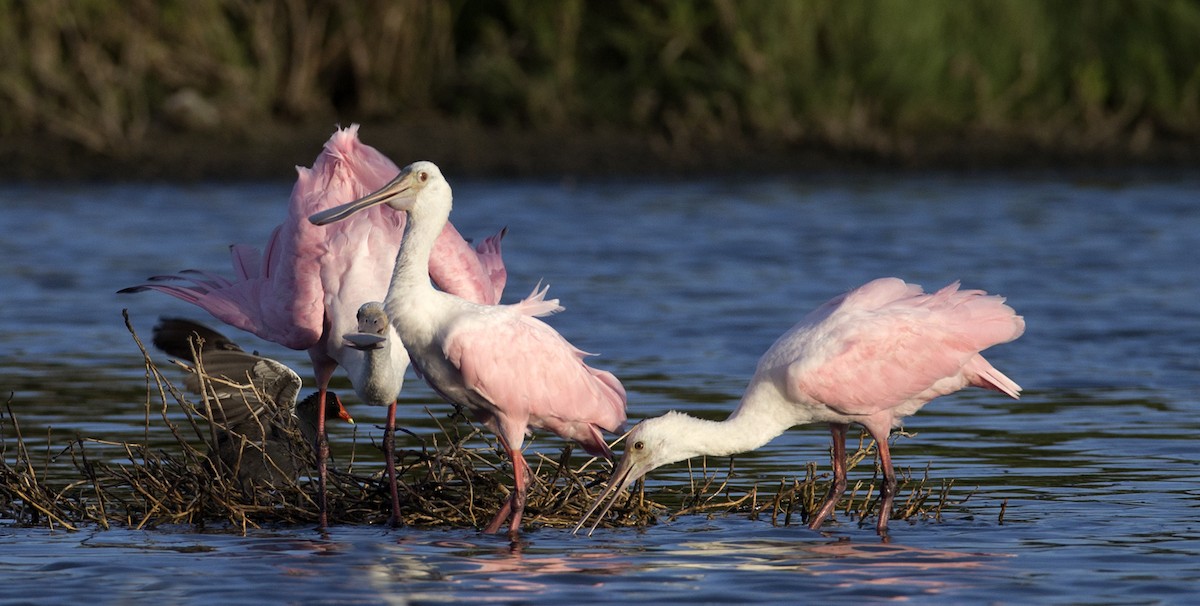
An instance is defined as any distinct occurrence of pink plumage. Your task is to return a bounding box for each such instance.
[444,287,627,459]
[123,124,504,355]
[782,278,1024,418]
[577,277,1023,537]
[121,125,508,527]
[309,160,627,536]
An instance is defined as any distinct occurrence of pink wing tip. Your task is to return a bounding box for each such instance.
[477,226,507,253]
[578,425,615,459]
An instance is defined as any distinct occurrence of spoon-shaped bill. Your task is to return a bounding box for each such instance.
[573,452,649,536]
[309,166,418,226]
[344,332,386,351]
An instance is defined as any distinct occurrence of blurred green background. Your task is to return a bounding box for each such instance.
[2,0,1198,177]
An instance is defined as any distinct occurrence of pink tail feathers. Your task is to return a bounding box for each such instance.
[929,282,1026,347]
[965,355,1022,399]
[944,283,1025,400]
[513,282,563,317]
[551,368,627,460]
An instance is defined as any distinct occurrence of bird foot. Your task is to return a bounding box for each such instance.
[483,493,524,535]
[483,499,511,534]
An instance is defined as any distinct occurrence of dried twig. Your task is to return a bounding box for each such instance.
[0,319,977,534]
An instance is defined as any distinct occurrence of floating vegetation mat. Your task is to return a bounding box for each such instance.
[0,318,968,534]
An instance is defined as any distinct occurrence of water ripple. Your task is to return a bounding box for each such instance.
[2,174,1199,603]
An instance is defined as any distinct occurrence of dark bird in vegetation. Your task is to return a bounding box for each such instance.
[310,161,626,536]
[152,317,354,493]
[122,125,507,528]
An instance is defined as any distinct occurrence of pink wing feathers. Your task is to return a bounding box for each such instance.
[430,224,508,305]
[122,219,324,350]
[442,299,627,458]
[303,125,509,312]
[474,228,508,303]
[784,278,1025,416]
[120,125,401,351]
[122,124,509,352]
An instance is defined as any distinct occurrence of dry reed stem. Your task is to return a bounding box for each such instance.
[0,316,973,533]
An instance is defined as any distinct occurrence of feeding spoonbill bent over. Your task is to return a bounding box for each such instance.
[152,317,354,492]
[121,125,507,527]
[576,277,1024,536]
[310,161,627,535]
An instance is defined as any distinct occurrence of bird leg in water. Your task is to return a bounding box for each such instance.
[808,422,849,530]
[315,387,330,530]
[484,442,533,535]
[871,427,898,535]
[384,401,401,526]
[313,359,338,531]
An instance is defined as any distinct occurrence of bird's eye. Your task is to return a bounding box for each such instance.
[418,171,429,183]
[633,441,645,451]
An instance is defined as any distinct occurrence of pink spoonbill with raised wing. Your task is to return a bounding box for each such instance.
[309,161,627,535]
[121,125,508,528]
[576,277,1024,536]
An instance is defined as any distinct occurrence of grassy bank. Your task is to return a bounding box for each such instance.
[2,0,1198,178]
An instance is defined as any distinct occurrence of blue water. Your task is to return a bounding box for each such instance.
[1,171,1199,603]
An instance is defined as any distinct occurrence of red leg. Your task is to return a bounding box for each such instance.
[384,400,401,526]
[483,443,531,535]
[869,427,897,535]
[313,362,336,531]
[485,499,514,534]
[315,387,329,530]
[506,450,529,535]
[809,423,848,530]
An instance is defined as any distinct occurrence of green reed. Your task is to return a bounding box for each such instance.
[1,0,1197,159]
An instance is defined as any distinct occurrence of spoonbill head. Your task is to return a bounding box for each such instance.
[573,412,702,529]
[343,302,389,349]
[310,161,442,226]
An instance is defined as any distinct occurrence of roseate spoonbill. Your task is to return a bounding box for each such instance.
[309,161,627,535]
[576,278,1024,536]
[152,318,354,492]
[121,125,507,528]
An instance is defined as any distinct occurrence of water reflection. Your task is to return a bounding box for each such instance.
[2,175,1200,602]
[355,528,1007,600]
[437,539,632,593]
